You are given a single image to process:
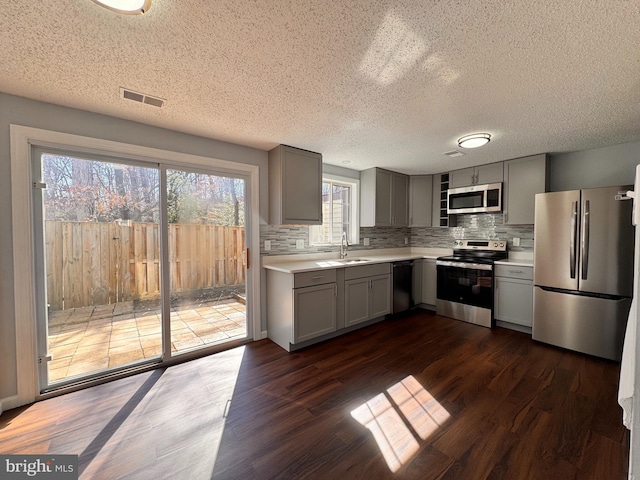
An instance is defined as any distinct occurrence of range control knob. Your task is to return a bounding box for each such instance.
[493,242,498,247]
[499,242,505,247]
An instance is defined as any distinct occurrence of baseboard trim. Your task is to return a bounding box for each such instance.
[1,395,20,414]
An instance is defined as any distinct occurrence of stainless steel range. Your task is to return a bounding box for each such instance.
[436,239,507,328]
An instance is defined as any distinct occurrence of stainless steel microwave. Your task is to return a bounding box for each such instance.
[447,183,502,214]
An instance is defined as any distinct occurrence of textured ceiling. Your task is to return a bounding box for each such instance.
[1,0,639,174]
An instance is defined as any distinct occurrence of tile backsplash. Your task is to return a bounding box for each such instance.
[412,213,534,252]
[260,213,533,256]
[260,225,411,255]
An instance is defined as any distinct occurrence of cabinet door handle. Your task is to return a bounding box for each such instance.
[311,275,324,280]
[334,284,337,296]
[509,270,524,274]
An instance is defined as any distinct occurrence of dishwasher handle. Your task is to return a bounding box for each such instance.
[393,261,414,268]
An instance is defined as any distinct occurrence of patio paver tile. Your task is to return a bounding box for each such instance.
[86,318,115,328]
[142,346,162,358]
[67,361,109,377]
[215,320,242,331]
[49,367,69,383]
[51,332,86,347]
[110,330,142,341]
[76,333,111,347]
[199,332,230,344]
[190,325,224,337]
[173,338,205,351]
[48,298,246,384]
[138,336,162,349]
[49,356,73,370]
[51,343,78,358]
[109,338,142,350]
[224,327,247,338]
[108,351,145,368]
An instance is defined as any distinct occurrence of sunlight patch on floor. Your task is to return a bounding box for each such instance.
[351,375,450,472]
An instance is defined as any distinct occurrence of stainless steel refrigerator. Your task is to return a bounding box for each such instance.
[533,186,634,361]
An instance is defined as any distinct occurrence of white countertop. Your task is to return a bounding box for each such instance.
[494,251,534,267]
[263,247,534,273]
[262,247,451,274]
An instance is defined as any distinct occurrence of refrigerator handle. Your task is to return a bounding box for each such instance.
[581,199,590,280]
[570,201,578,278]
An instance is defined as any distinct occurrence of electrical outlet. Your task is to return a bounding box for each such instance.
[296,239,304,249]
[404,237,409,245]
[363,237,370,246]
[264,240,271,251]
[513,237,521,247]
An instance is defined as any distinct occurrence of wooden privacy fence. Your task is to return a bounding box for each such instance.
[45,221,245,310]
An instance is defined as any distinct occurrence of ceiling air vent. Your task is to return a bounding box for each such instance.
[120,87,165,108]
[443,150,465,158]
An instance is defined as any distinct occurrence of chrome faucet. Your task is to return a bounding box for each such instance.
[340,231,349,259]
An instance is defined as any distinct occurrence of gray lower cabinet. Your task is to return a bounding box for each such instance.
[344,263,391,326]
[266,269,337,351]
[494,265,533,330]
[421,259,437,306]
[267,263,392,352]
[293,283,337,342]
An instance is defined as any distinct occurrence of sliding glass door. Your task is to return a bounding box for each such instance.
[32,150,250,391]
[166,167,248,356]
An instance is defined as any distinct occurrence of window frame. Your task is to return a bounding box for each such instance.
[309,173,360,246]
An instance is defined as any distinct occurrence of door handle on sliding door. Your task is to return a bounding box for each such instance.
[243,248,250,269]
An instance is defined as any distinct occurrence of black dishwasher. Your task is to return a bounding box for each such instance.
[392,260,414,314]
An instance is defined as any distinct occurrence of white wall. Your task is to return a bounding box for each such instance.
[0,93,268,402]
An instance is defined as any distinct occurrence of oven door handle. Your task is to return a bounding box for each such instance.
[436,260,493,271]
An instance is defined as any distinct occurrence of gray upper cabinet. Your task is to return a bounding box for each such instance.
[409,175,433,227]
[268,145,322,225]
[503,154,548,225]
[361,168,409,227]
[450,163,504,188]
[392,173,409,226]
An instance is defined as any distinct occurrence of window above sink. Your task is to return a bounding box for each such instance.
[309,173,360,247]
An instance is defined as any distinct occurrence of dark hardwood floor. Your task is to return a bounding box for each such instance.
[0,310,629,479]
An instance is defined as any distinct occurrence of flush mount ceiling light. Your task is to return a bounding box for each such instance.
[91,0,151,14]
[457,133,491,149]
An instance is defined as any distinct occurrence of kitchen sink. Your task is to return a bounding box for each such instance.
[337,258,369,264]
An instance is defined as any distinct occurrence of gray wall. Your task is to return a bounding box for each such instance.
[549,141,640,191]
[0,93,268,400]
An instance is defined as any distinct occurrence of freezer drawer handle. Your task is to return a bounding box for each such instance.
[570,201,578,279]
[581,200,590,280]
